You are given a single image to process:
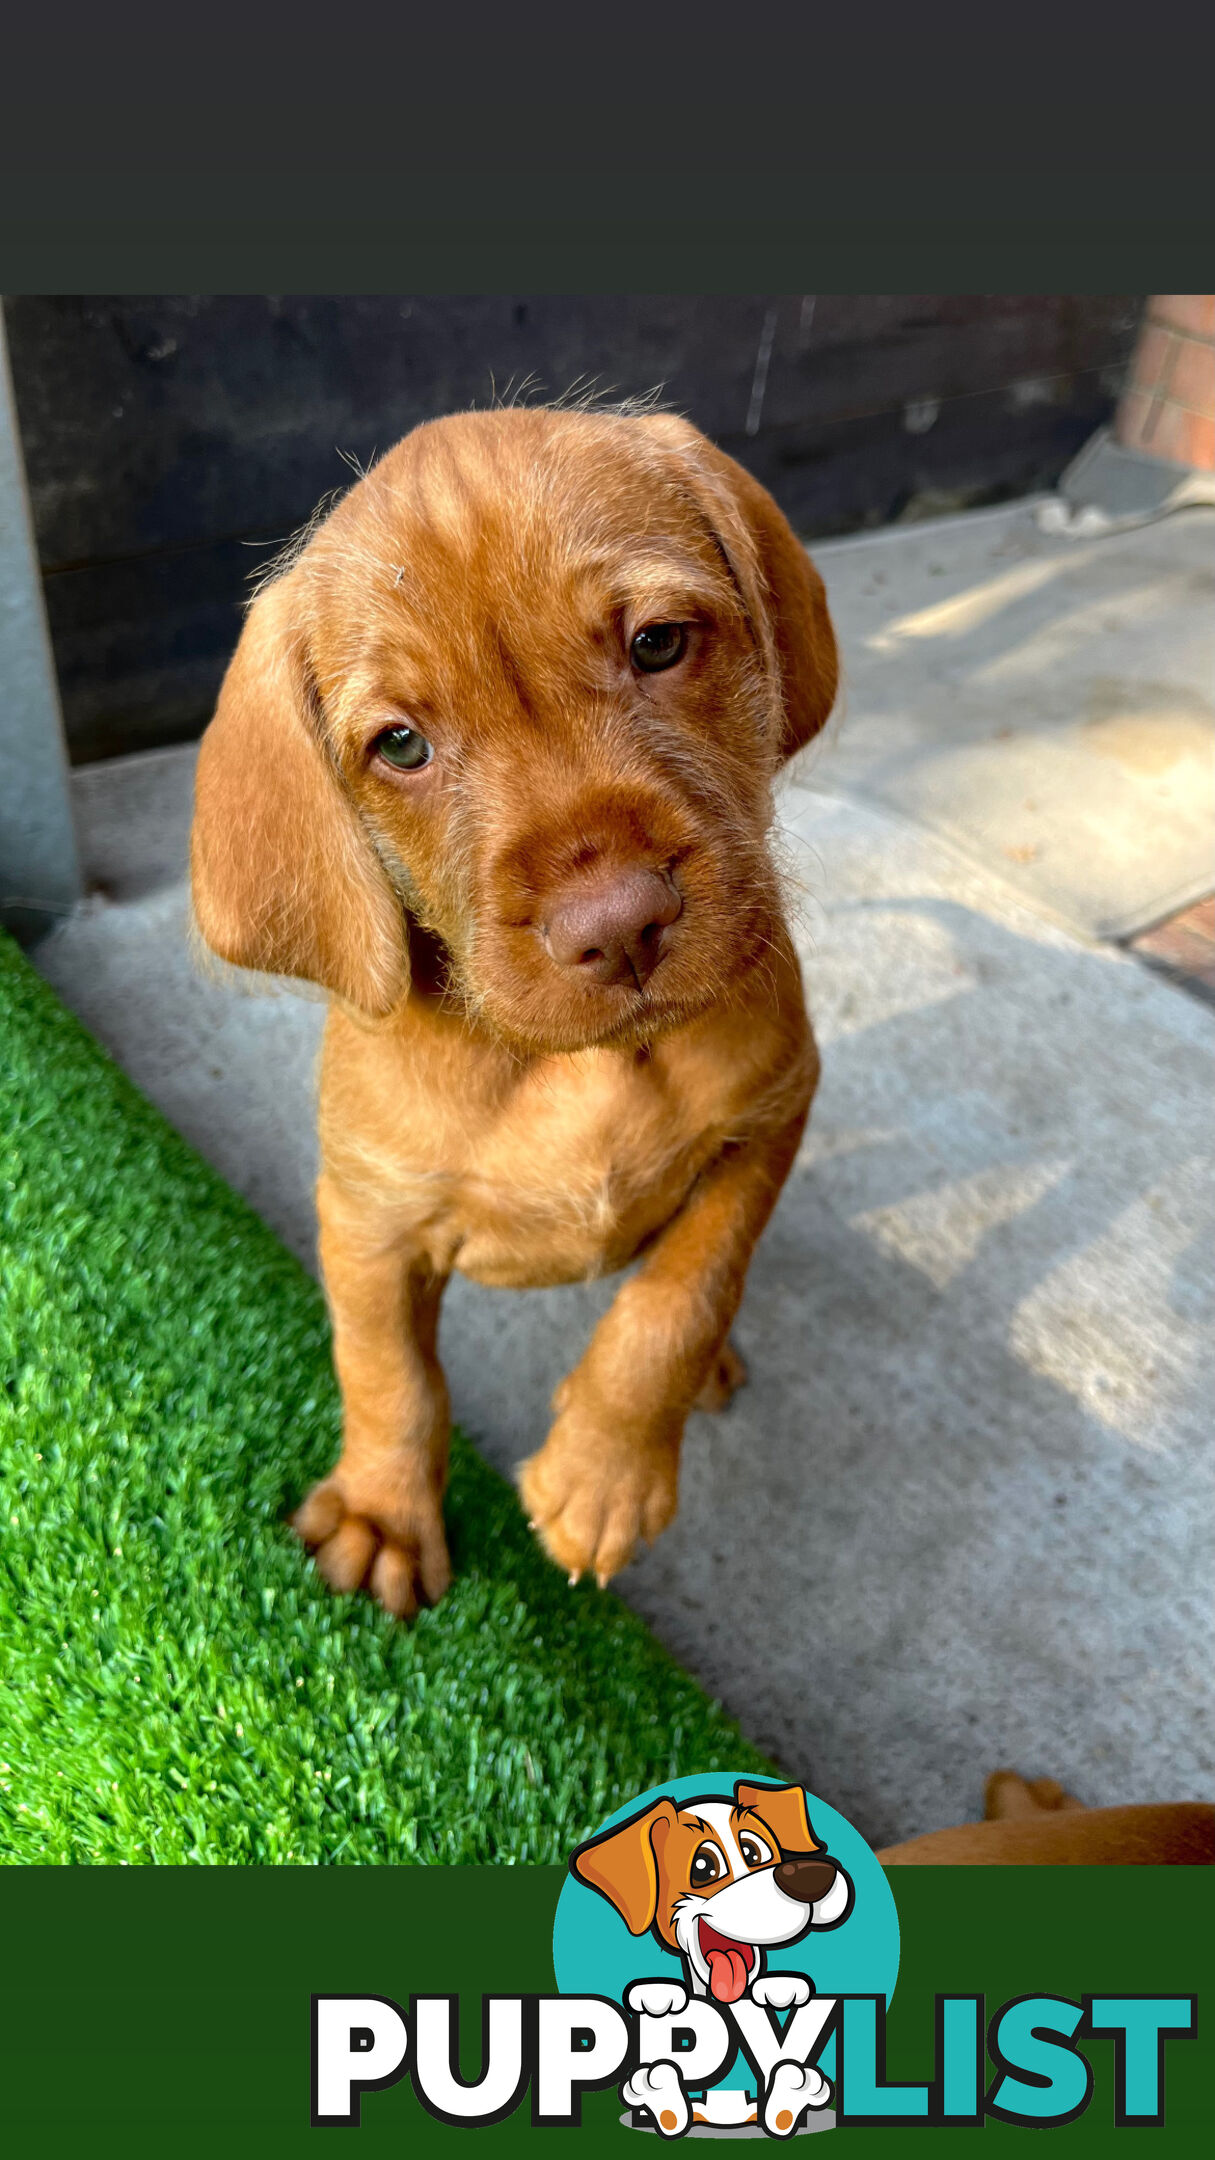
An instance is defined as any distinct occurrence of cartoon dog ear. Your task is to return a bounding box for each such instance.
[190,572,409,1017]
[636,414,839,763]
[569,1799,680,1935]
[734,1780,820,1857]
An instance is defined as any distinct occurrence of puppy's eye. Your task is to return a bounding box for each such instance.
[690,1841,723,1886]
[374,724,433,771]
[630,622,687,674]
[739,1834,772,1868]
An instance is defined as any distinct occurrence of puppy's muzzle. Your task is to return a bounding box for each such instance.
[774,1854,838,1904]
[542,865,682,989]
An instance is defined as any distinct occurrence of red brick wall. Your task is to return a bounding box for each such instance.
[1115,296,1215,471]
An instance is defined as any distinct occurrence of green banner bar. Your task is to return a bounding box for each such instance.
[1,1866,1209,2153]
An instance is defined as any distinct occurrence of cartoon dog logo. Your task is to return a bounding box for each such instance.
[571,1779,853,2133]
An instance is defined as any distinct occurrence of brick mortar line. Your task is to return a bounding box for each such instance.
[1124,390,1210,419]
[1143,319,1215,349]
[1123,392,1215,420]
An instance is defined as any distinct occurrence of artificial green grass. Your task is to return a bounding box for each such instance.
[0,932,769,1863]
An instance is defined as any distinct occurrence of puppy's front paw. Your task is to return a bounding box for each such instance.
[626,1980,689,2018]
[751,1973,812,2011]
[764,2060,830,2136]
[518,1414,678,1587]
[623,2061,689,2137]
[292,1472,451,1620]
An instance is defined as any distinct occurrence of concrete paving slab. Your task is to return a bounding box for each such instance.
[36,736,1214,1847]
[800,499,1215,941]
[72,739,200,903]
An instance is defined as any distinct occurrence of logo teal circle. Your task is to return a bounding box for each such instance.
[553,1771,899,2092]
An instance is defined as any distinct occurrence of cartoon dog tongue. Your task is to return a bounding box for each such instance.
[706,1946,750,2003]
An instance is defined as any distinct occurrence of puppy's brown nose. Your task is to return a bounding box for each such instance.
[774,1854,837,1905]
[544,867,682,988]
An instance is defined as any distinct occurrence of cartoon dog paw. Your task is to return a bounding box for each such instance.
[623,2059,690,2137]
[751,1973,813,2011]
[626,1980,690,2018]
[763,2059,831,2137]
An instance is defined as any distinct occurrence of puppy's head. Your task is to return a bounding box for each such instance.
[191,408,838,1050]
[571,1780,852,2002]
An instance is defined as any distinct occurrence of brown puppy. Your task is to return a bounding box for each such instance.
[876,1771,1215,1865]
[191,406,837,1616]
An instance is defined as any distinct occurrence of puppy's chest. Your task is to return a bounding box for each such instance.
[385,1053,728,1289]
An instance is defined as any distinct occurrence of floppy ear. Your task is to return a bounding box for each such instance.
[637,414,839,762]
[569,1799,679,1935]
[190,574,409,1016]
[735,1780,821,1856]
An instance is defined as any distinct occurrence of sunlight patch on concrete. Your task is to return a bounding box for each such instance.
[806,502,1215,940]
[852,1158,1072,1292]
[1010,1156,1213,1448]
[866,551,1070,650]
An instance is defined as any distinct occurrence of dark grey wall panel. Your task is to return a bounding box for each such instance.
[4,295,1140,762]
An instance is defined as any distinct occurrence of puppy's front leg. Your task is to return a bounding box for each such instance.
[293,1173,452,1618]
[520,1104,808,1586]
